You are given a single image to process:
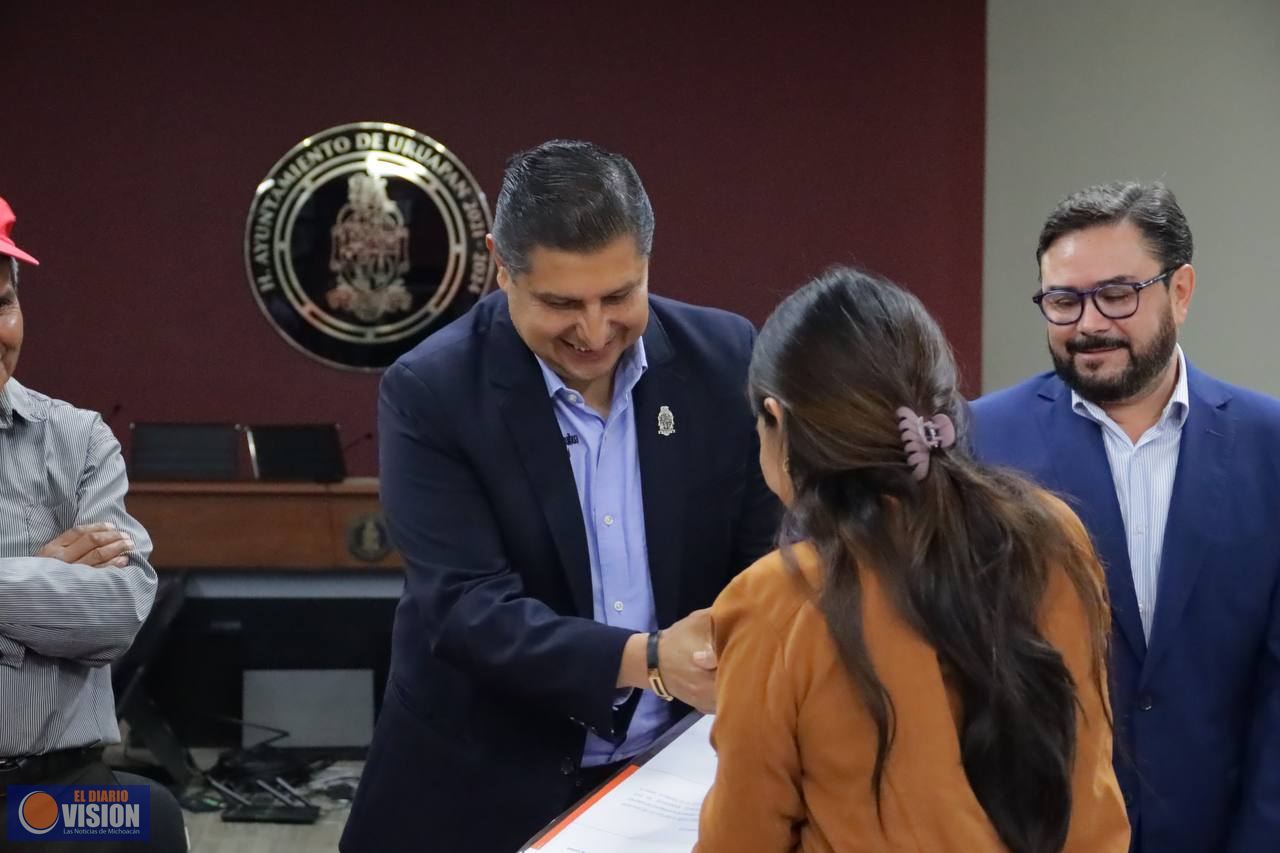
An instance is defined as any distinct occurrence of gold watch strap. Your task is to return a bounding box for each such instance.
[647,630,674,702]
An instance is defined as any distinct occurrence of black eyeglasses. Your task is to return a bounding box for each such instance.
[1032,270,1173,325]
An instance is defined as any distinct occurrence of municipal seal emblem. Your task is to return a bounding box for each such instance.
[346,512,393,563]
[657,405,676,437]
[245,122,494,370]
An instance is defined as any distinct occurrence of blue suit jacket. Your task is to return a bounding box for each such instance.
[972,365,1280,853]
[340,292,780,853]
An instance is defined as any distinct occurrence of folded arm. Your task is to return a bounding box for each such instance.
[0,417,156,666]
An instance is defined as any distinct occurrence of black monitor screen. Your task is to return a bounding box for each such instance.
[130,423,241,481]
[247,424,346,483]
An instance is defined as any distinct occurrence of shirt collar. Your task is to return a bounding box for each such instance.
[535,337,649,406]
[0,378,38,429]
[1071,344,1190,431]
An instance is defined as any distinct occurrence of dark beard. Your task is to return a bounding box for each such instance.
[1050,309,1177,405]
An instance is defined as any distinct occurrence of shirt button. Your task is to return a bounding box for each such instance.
[569,394,581,404]
[603,514,615,526]
[560,757,576,775]
[613,601,624,612]
[1138,695,1154,712]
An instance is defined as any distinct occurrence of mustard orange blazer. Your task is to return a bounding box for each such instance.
[696,494,1130,852]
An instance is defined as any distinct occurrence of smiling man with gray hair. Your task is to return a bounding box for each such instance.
[341,141,780,853]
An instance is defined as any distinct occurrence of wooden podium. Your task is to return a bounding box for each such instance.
[127,477,402,571]
[116,478,401,776]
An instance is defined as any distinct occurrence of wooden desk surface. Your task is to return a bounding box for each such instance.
[130,477,382,496]
[128,477,402,571]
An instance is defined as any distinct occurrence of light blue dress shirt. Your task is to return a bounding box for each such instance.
[1071,346,1190,641]
[535,339,669,766]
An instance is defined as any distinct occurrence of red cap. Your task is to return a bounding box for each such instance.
[0,197,39,266]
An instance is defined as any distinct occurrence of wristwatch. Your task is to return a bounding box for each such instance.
[647,630,674,701]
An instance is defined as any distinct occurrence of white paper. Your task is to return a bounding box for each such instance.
[526,715,716,853]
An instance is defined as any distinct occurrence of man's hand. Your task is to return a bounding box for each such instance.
[37,522,133,568]
[658,608,718,714]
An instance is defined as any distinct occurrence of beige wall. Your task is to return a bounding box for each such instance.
[984,0,1280,395]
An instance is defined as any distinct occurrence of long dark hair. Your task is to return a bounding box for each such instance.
[749,267,1110,853]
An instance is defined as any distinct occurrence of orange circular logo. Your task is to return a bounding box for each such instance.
[18,790,59,834]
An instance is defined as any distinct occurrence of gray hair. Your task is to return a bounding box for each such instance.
[491,139,655,276]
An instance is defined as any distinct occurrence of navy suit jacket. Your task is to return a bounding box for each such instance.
[340,292,780,853]
[972,365,1280,853]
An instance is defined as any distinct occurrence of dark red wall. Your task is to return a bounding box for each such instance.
[3,2,984,475]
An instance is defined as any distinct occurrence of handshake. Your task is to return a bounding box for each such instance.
[621,608,718,715]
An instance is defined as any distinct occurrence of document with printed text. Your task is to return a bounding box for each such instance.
[523,714,716,853]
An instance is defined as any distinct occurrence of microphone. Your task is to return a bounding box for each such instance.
[342,430,375,453]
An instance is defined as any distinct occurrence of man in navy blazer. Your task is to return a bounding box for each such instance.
[972,181,1280,852]
[339,141,780,853]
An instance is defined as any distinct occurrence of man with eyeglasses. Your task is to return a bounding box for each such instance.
[972,181,1280,853]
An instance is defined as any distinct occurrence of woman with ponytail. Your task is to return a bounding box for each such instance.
[695,267,1129,852]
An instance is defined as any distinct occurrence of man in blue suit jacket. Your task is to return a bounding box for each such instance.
[340,141,780,853]
[972,181,1280,852]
